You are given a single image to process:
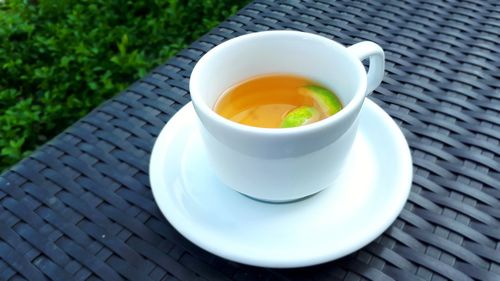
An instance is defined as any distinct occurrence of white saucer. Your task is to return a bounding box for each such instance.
[149,100,412,268]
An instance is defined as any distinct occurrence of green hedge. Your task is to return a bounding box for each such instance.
[0,0,248,171]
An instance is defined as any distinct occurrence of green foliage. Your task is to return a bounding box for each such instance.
[0,0,247,171]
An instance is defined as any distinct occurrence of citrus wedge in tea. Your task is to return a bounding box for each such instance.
[298,85,342,116]
[281,106,320,128]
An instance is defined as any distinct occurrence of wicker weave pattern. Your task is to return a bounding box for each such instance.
[1,0,499,280]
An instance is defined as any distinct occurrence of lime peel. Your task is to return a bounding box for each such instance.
[281,106,320,128]
[299,85,342,116]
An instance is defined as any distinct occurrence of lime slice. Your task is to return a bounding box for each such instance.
[299,85,342,116]
[281,106,320,128]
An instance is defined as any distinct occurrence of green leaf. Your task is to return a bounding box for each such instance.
[0,0,250,171]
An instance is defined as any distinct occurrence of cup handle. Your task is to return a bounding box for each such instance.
[347,41,385,96]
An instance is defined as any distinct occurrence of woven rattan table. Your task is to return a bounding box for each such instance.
[1,0,499,280]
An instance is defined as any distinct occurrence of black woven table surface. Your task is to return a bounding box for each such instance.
[1,0,499,280]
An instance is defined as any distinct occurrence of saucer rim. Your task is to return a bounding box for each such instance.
[149,99,413,268]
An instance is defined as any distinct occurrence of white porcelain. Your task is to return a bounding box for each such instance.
[189,30,385,202]
[149,100,412,268]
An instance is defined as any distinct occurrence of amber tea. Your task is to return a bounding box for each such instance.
[214,74,343,128]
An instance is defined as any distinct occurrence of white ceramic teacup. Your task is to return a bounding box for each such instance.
[189,31,384,202]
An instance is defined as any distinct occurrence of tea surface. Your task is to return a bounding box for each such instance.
[214,74,342,128]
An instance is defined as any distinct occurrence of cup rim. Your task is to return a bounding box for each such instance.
[189,30,367,136]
